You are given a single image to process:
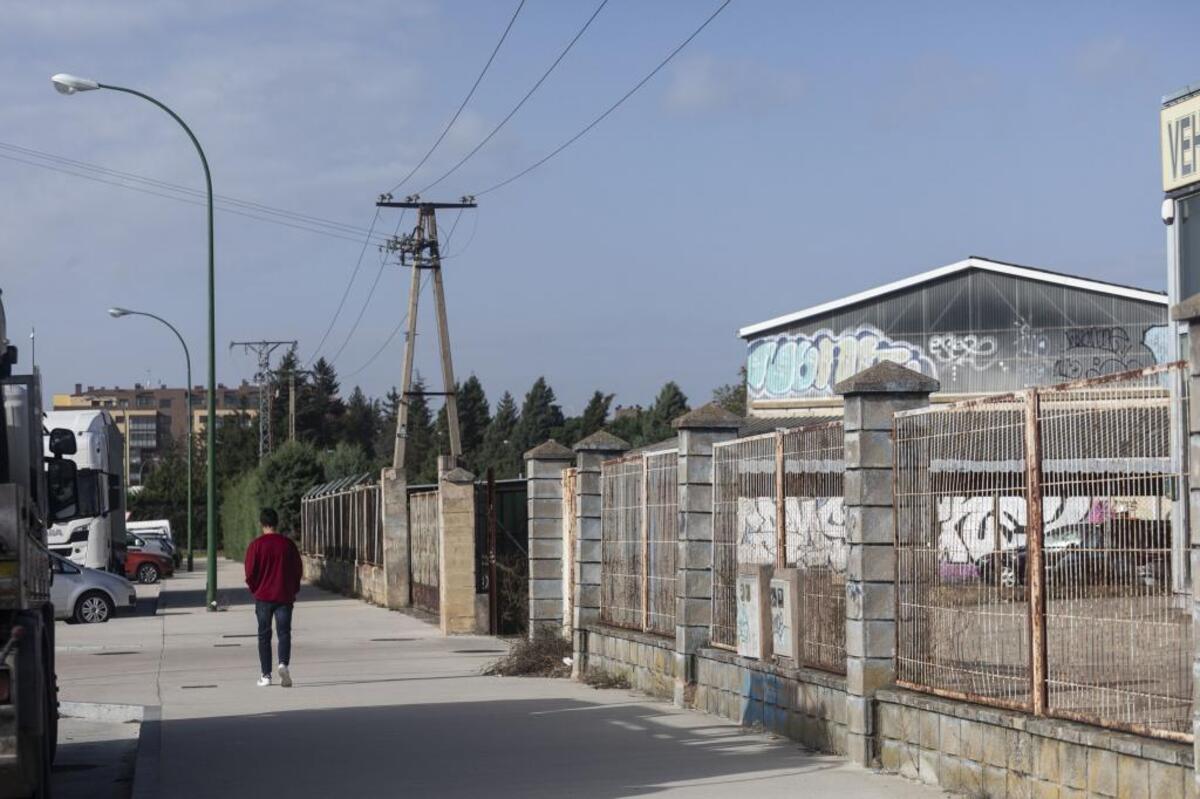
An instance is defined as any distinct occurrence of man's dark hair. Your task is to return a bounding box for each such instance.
[259,507,279,529]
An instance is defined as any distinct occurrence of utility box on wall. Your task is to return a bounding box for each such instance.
[736,565,772,660]
[769,569,800,663]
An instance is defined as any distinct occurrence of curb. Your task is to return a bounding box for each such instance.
[130,704,162,799]
[58,701,145,724]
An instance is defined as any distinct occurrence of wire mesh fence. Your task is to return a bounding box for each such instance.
[599,451,679,635]
[712,433,778,649]
[300,476,383,566]
[894,362,1192,740]
[782,422,847,673]
[409,489,440,613]
[645,450,679,636]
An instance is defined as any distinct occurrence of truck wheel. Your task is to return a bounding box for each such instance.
[136,562,160,584]
[73,592,114,624]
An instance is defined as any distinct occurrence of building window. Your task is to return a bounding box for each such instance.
[159,398,172,409]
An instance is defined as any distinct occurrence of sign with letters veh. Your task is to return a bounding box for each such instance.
[1162,91,1200,193]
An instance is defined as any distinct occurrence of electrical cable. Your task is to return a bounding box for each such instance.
[416,0,609,195]
[475,0,732,197]
[306,207,384,364]
[386,0,526,194]
[0,141,387,242]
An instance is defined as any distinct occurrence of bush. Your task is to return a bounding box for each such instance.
[256,440,324,535]
[219,469,261,562]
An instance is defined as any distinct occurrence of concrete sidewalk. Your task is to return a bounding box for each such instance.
[55,558,943,798]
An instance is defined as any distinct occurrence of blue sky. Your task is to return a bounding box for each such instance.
[0,1,1194,415]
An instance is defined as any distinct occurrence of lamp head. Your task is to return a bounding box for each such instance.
[51,73,100,95]
[108,307,131,318]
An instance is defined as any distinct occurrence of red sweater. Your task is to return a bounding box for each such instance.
[244,533,302,603]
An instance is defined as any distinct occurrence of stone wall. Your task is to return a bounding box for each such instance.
[580,624,676,701]
[693,647,848,755]
[875,688,1195,798]
[301,554,387,606]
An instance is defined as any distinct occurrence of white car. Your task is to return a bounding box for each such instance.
[50,554,138,624]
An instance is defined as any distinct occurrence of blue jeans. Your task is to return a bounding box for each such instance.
[255,601,293,676]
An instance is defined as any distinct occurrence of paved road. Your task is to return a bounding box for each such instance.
[55,558,943,798]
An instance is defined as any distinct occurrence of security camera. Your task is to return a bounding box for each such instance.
[1162,198,1175,225]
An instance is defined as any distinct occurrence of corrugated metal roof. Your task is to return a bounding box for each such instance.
[738,256,1167,339]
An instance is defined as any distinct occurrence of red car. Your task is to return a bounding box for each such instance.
[124,548,174,584]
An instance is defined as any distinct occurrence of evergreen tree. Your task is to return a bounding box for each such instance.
[642,381,690,443]
[297,357,345,448]
[607,405,646,447]
[580,391,613,438]
[511,377,564,455]
[404,374,437,483]
[712,367,748,417]
[269,347,305,445]
[340,386,379,457]
[479,391,520,478]
[320,442,374,480]
[433,375,492,472]
[373,386,402,467]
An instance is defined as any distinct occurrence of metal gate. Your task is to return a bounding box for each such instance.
[408,489,440,613]
[475,474,528,635]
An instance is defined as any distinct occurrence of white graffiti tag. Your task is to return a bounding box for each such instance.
[746,325,936,400]
[928,333,998,371]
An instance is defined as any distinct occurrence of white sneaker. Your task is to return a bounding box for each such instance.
[256,675,271,687]
[278,664,292,688]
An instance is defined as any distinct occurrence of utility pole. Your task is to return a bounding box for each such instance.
[229,339,297,459]
[377,194,475,472]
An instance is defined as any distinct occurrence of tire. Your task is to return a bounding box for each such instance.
[136,562,160,585]
[73,591,114,624]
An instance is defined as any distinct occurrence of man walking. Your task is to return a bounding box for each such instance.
[244,508,302,687]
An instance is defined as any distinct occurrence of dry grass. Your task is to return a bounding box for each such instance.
[583,668,632,690]
[484,630,572,678]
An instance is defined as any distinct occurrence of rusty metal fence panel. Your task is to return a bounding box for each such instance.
[645,450,679,636]
[782,422,847,673]
[600,457,645,630]
[1038,366,1192,739]
[300,477,383,567]
[894,362,1192,741]
[409,490,440,613]
[712,433,779,649]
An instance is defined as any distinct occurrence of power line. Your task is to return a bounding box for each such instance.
[0,141,389,243]
[386,0,526,194]
[475,0,732,197]
[306,206,384,364]
[417,0,609,195]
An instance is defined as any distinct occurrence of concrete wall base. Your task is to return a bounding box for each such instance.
[301,555,387,607]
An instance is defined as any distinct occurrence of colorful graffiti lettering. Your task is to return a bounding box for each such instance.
[746,325,936,399]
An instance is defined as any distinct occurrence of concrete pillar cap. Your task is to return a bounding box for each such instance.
[1171,293,1200,322]
[572,430,630,453]
[834,361,940,396]
[524,439,575,461]
[441,467,475,484]
[672,402,742,430]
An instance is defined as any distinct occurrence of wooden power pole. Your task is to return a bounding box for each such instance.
[377,194,476,472]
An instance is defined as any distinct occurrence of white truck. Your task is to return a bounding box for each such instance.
[2,288,85,798]
[42,410,127,574]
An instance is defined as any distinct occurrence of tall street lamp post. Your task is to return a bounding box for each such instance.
[54,73,219,608]
[109,307,195,572]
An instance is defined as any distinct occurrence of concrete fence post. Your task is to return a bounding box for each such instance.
[380,466,410,609]
[671,403,742,706]
[524,440,576,638]
[437,457,479,634]
[1170,295,1200,785]
[571,431,630,678]
[835,361,938,767]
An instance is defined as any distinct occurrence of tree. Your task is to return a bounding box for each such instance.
[642,381,690,443]
[255,440,324,534]
[320,442,374,481]
[580,391,613,438]
[607,405,645,447]
[373,386,402,468]
[296,357,344,448]
[478,391,520,478]
[712,366,748,417]
[404,374,437,484]
[340,386,379,457]
[433,375,491,472]
[511,377,564,455]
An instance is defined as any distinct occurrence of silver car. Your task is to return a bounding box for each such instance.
[50,554,138,623]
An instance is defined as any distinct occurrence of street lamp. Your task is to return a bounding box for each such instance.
[109,307,195,572]
[55,73,219,609]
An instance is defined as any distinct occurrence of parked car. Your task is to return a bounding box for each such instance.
[975,523,1168,588]
[126,531,172,561]
[124,544,174,584]
[50,553,137,623]
[127,520,181,567]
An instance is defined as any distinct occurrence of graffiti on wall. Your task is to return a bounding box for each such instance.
[1051,324,1156,380]
[746,325,936,400]
[929,333,998,381]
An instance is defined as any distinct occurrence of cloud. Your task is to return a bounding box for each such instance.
[662,55,804,117]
